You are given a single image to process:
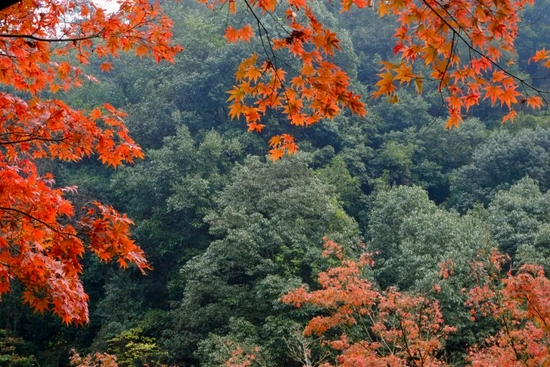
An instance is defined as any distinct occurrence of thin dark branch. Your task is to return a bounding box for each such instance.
[0,32,102,43]
[420,0,550,98]
[438,31,457,92]
[0,206,77,238]
[242,0,278,65]
[0,137,65,145]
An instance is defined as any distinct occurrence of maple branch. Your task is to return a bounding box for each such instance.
[283,331,324,367]
[238,6,304,128]
[357,311,376,344]
[366,310,395,354]
[0,32,102,43]
[246,8,291,110]
[500,313,528,366]
[438,32,457,92]
[0,136,65,145]
[240,0,309,85]
[395,315,418,367]
[233,2,299,127]
[242,0,279,68]
[521,294,548,328]
[0,207,76,239]
[421,0,550,99]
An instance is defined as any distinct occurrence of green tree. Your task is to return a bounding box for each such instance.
[111,126,242,276]
[0,330,35,367]
[487,177,550,267]
[106,328,167,367]
[449,128,550,211]
[167,155,359,365]
[366,185,496,355]
[315,156,369,229]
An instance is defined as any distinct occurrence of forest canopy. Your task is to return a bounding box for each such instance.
[1,0,550,366]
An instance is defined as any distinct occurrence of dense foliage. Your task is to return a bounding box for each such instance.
[2,0,550,366]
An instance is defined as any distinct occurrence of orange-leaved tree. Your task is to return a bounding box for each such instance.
[467,259,550,367]
[70,350,118,367]
[0,0,181,324]
[282,239,455,367]
[283,240,550,366]
[203,0,550,159]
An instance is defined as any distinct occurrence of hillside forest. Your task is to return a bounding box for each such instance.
[2,0,550,366]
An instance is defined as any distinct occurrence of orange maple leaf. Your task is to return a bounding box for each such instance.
[269,135,283,147]
[224,25,255,43]
[484,85,503,106]
[499,86,521,109]
[100,62,114,73]
[228,0,237,14]
[372,71,397,97]
[502,109,518,123]
[526,95,543,109]
[269,147,286,161]
[529,48,550,63]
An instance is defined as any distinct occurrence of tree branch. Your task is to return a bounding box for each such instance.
[0,32,102,43]
[0,206,77,239]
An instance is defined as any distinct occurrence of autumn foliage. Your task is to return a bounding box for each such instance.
[283,240,550,367]
[2,0,549,331]
[467,259,550,367]
[371,0,544,128]
[223,4,367,159]
[282,239,455,367]
[70,350,119,367]
[201,0,550,158]
[224,344,261,367]
[0,0,180,324]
